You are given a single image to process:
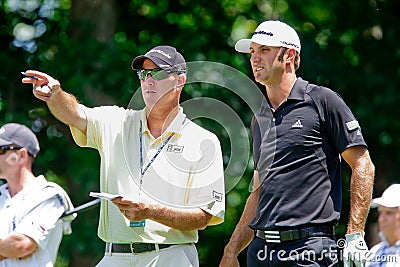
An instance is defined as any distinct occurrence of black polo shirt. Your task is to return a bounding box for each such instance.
[250,77,367,230]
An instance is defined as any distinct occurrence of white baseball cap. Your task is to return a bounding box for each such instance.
[370,184,400,208]
[235,20,301,53]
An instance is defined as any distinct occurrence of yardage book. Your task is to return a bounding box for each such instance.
[89,192,144,227]
[89,192,121,201]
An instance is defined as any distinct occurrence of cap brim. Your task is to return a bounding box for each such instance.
[0,137,12,147]
[234,38,283,53]
[131,55,146,70]
[235,37,301,53]
[370,199,380,208]
[235,39,252,53]
[370,197,400,208]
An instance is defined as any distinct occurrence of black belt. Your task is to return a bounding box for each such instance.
[105,242,173,254]
[255,226,334,243]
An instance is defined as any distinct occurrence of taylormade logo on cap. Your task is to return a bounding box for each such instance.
[253,30,273,37]
[131,45,186,73]
[146,49,172,59]
[235,20,301,53]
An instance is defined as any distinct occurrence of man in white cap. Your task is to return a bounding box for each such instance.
[0,123,75,267]
[366,184,400,266]
[22,45,225,267]
[220,20,375,267]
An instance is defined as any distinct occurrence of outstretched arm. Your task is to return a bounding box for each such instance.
[341,146,375,234]
[22,70,87,133]
[219,171,260,267]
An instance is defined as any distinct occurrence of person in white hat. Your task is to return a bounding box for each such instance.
[0,123,75,267]
[366,184,400,266]
[220,20,375,267]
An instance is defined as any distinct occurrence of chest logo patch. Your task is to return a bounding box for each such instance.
[166,144,184,153]
[291,120,303,128]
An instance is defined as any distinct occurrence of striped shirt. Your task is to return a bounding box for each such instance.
[366,232,400,267]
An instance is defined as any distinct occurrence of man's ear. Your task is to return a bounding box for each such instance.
[286,48,297,63]
[176,75,186,91]
[18,148,30,164]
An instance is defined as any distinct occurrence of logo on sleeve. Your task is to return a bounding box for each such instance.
[212,191,223,202]
[346,120,360,131]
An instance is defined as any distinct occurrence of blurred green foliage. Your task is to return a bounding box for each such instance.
[0,0,399,266]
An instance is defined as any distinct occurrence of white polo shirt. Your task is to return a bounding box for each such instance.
[0,176,66,267]
[70,106,225,244]
[366,232,400,267]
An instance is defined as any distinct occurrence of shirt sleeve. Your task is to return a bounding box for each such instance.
[13,196,64,249]
[313,87,367,153]
[70,105,127,150]
[250,115,260,170]
[194,134,225,225]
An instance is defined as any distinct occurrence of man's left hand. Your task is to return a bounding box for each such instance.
[343,232,369,267]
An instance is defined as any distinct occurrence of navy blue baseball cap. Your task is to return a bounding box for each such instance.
[131,45,186,73]
[0,123,40,157]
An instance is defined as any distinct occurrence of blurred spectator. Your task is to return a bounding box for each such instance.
[366,184,400,266]
[0,123,75,266]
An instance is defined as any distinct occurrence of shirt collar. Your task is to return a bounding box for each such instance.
[17,175,47,195]
[287,77,308,101]
[140,107,186,138]
[2,175,47,201]
[260,77,307,111]
[379,231,400,247]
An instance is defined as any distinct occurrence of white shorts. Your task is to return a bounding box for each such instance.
[96,244,199,267]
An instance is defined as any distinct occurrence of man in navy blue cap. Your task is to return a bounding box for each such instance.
[22,45,225,267]
[0,123,75,267]
[0,123,40,157]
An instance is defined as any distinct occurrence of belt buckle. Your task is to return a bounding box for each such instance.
[130,243,147,254]
[130,243,137,254]
[264,230,281,243]
[280,229,300,241]
[130,243,155,254]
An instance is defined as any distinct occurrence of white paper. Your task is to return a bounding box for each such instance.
[89,192,121,201]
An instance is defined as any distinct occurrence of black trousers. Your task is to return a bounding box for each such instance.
[247,236,339,267]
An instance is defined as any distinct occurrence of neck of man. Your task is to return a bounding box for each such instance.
[385,229,400,246]
[264,74,297,110]
[7,168,35,197]
[146,104,179,138]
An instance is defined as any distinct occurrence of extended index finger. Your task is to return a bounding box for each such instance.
[21,70,49,85]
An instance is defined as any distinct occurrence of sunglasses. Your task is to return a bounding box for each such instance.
[0,145,22,154]
[137,68,183,81]
[137,68,173,81]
